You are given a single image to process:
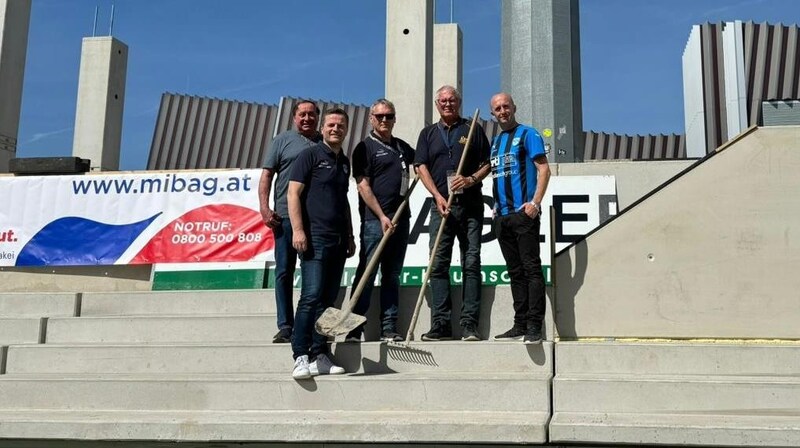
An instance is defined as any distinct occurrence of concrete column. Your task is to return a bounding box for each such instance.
[682,25,706,158]
[501,0,583,163]
[385,0,433,143]
[0,0,31,172]
[72,36,128,171]
[723,21,747,140]
[433,23,462,102]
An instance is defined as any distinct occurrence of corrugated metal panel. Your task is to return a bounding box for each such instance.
[147,93,279,170]
[763,100,800,125]
[583,131,687,161]
[701,23,728,152]
[744,22,800,125]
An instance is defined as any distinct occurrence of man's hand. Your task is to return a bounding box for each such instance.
[292,229,308,253]
[435,195,450,217]
[346,236,356,258]
[449,174,471,192]
[522,202,541,218]
[261,207,282,229]
[379,215,394,234]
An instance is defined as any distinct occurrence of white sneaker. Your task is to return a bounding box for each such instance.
[309,353,345,376]
[292,355,311,380]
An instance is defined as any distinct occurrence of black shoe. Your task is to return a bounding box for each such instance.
[381,331,404,342]
[421,325,452,341]
[344,329,362,343]
[461,323,481,341]
[524,328,543,345]
[494,326,526,340]
[273,328,292,344]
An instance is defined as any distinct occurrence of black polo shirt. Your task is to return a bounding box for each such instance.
[351,133,415,221]
[289,142,351,239]
[415,118,491,199]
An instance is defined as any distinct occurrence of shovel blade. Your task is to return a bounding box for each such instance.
[314,307,367,337]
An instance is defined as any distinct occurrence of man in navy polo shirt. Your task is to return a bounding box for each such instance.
[287,108,356,380]
[415,85,491,342]
[488,93,550,345]
[346,98,415,343]
[259,100,322,344]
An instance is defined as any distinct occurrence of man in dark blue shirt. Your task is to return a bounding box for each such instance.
[287,108,356,380]
[489,93,551,345]
[347,98,415,343]
[415,85,491,341]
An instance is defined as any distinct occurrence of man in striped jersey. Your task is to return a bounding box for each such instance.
[489,93,551,345]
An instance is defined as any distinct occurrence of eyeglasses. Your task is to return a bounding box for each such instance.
[437,98,459,105]
[372,113,396,121]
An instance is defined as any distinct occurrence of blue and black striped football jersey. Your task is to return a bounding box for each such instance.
[490,124,546,216]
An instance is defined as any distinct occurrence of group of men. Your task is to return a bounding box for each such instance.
[258,86,551,380]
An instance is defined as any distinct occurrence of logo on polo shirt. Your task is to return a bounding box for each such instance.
[459,136,468,145]
[318,160,332,169]
[343,164,349,175]
[512,137,521,146]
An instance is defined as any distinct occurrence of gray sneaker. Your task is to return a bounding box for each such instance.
[461,323,481,341]
[309,354,345,376]
[523,328,543,345]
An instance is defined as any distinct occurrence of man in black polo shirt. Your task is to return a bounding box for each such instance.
[415,85,491,341]
[346,98,415,343]
[287,108,356,380]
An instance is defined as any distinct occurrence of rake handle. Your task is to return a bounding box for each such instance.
[405,109,481,343]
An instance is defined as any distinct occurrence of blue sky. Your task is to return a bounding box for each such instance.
[16,0,800,170]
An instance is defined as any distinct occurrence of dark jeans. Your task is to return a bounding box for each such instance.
[272,218,297,330]
[350,217,410,334]
[494,212,545,330]
[427,198,483,329]
[291,236,347,360]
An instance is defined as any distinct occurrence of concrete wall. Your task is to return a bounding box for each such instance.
[0,265,152,292]
[0,0,31,172]
[385,0,432,143]
[72,37,128,171]
[554,126,800,339]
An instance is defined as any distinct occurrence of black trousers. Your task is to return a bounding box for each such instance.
[494,212,546,330]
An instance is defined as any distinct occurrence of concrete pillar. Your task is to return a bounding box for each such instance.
[683,25,706,158]
[433,23,462,103]
[501,0,583,163]
[723,21,747,140]
[72,37,128,171]
[0,0,31,172]
[385,0,433,143]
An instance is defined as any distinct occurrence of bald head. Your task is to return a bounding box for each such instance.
[490,93,518,130]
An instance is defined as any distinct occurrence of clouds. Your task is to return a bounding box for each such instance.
[24,127,73,145]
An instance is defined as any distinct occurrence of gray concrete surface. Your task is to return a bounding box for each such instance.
[0,265,152,293]
[0,0,31,172]
[0,293,78,317]
[432,23,462,97]
[0,318,42,344]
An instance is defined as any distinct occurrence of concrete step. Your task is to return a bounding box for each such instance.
[550,412,800,447]
[554,374,800,414]
[0,318,44,345]
[45,315,274,344]
[80,290,270,316]
[0,293,78,318]
[76,286,533,344]
[0,372,550,413]
[4,341,553,375]
[0,409,548,444]
[556,341,800,376]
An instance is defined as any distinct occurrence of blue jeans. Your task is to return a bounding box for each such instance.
[427,197,483,329]
[350,218,410,334]
[272,218,296,330]
[495,212,545,330]
[292,236,347,360]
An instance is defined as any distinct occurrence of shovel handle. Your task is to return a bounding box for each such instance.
[405,109,481,342]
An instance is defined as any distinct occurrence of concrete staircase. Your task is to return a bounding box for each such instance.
[0,289,553,444]
[550,342,800,447]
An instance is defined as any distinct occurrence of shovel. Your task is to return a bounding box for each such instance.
[315,176,420,337]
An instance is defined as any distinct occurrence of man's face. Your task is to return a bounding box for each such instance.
[435,90,460,122]
[490,94,516,125]
[322,113,348,146]
[293,102,319,136]
[370,104,396,135]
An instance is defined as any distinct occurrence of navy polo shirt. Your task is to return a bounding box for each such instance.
[289,142,351,239]
[351,133,415,221]
[414,118,491,199]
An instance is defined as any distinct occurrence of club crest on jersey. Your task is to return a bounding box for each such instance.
[512,137,521,146]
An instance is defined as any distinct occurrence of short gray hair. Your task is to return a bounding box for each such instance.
[435,85,462,102]
[370,98,396,114]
